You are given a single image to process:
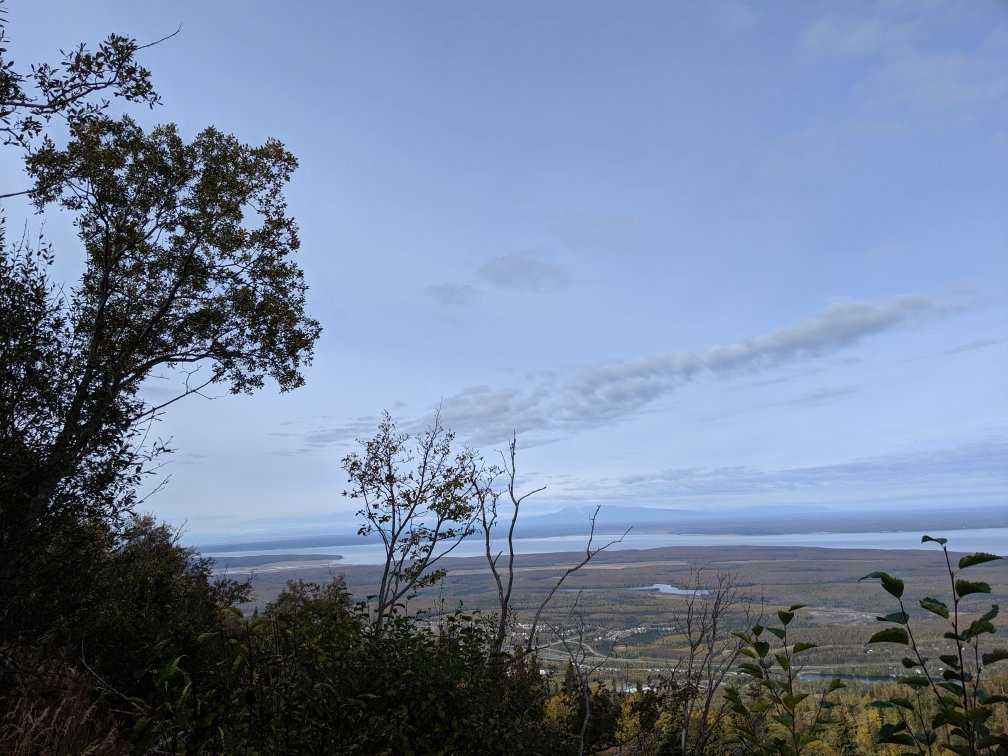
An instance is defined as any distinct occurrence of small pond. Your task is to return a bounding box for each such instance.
[630,583,710,596]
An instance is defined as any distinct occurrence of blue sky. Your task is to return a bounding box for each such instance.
[3,1,1006,540]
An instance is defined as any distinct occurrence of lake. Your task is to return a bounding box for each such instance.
[631,583,710,596]
[208,527,1007,566]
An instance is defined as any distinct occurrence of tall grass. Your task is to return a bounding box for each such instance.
[0,658,125,755]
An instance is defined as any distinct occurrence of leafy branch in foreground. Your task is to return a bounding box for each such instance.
[725,605,845,755]
[861,535,1007,754]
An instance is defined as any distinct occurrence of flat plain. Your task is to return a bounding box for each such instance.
[230,541,1007,682]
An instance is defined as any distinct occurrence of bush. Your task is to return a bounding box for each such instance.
[861,535,1007,753]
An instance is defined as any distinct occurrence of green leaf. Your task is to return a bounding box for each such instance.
[889,696,914,711]
[939,654,961,669]
[738,662,765,678]
[827,678,847,692]
[955,579,991,597]
[978,734,1008,748]
[793,642,817,653]
[898,675,930,688]
[921,534,947,546]
[965,708,992,724]
[877,722,915,746]
[958,552,1003,569]
[861,571,906,598]
[901,657,920,669]
[782,692,808,711]
[944,744,971,756]
[869,627,909,645]
[981,648,1008,666]
[787,603,806,612]
[767,626,786,640]
[937,681,964,695]
[131,716,152,739]
[919,597,949,618]
[775,653,790,671]
[980,604,999,622]
[933,709,968,728]
[965,618,995,640]
[777,609,795,626]
[877,611,909,624]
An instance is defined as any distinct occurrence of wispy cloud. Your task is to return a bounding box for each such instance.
[425,253,571,306]
[752,126,843,179]
[547,210,644,251]
[712,0,758,34]
[800,5,1008,118]
[271,414,382,454]
[298,294,960,450]
[543,440,1007,506]
[606,439,1008,498]
[942,338,1002,357]
[478,253,570,291]
[865,51,1008,113]
[426,282,478,306]
[801,14,907,60]
[435,294,955,445]
[790,385,861,407]
[704,296,942,375]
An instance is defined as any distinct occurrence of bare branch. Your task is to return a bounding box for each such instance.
[524,505,630,655]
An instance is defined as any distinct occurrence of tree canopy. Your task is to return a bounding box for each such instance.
[0,8,320,648]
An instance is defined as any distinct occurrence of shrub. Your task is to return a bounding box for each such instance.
[861,535,1007,753]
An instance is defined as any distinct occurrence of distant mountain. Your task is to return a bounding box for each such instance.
[513,503,1008,538]
[197,502,1006,554]
[198,530,363,552]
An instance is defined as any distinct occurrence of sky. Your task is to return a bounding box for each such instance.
[2,1,1006,542]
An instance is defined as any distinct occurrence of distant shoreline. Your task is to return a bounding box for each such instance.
[206,527,1007,569]
[211,553,342,569]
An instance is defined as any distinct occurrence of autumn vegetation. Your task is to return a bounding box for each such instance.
[1,11,1005,754]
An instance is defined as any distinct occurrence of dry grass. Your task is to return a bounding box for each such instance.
[0,657,126,756]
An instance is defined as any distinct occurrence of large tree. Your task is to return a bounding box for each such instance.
[0,9,321,647]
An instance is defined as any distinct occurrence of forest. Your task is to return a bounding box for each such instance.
[1,11,1006,755]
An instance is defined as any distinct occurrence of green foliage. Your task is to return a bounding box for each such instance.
[342,411,491,635]
[861,535,1008,753]
[551,661,621,754]
[115,578,565,754]
[724,605,845,754]
[83,515,250,706]
[0,230,135,647]
[0,2,159,150]
[0,7,319,654]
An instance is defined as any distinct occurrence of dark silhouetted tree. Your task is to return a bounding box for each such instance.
[0,8,320,648]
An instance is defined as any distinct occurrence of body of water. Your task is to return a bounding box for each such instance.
[208,527,1007,566]
[631,583,710,596]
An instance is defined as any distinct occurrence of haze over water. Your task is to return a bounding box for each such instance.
[209,527,1008,567]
